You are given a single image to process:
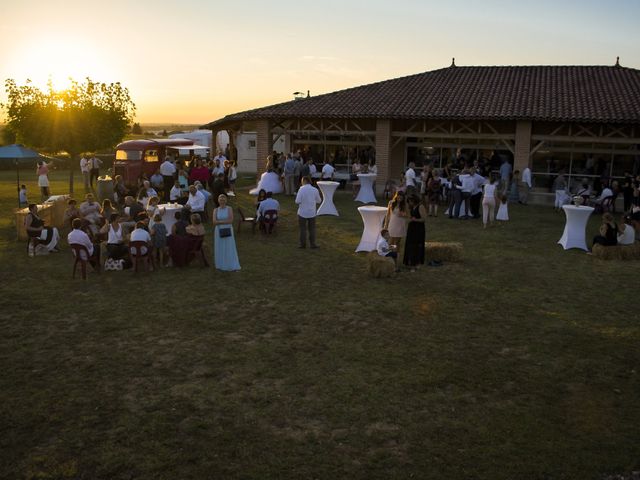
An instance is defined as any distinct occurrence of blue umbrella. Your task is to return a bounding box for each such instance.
[0,144,43,207]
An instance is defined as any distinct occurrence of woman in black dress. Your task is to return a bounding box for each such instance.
[403,194,427,270]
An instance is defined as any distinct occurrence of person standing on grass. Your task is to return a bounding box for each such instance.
[80,155,90,192]
[89,154,102,189]
[212,194,240,271]
[36,160,51,201]
[283,153,297,195]
[160,156,177,202]
[481,176,500,228]
[295,176,321,249]
[384,190,409,251]
[403,194,426,271]
[520,166,532,205]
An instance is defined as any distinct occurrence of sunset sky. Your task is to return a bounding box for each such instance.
[1,0,639,124]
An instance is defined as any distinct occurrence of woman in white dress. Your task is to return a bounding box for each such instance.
[384,191,409,249]
[212,194,240,271]
[496,194,509,221]
[481,176,500,228]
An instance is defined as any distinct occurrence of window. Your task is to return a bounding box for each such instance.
[248,140,256,148]
[144,149,159,163]
[115,150,142,161]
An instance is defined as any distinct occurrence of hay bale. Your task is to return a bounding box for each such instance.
[592,243,640,260]
[425,242,463,262]
[366,251,396,278]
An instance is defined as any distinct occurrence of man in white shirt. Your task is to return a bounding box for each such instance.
[258,191,280,216]
[458,170,475,219]
[295,177,322,248]
[470,169,485,218]
[321,160,335,180]
[89,155,102,189]
[520,166,532,205]
[160,156,177,202]
[67,218,100,269]
[130,222,151,243]
[169,180,183,203]
[79,156,90,192]
[404,162,416,188]
[143,180,158,199]
[214,151,227,165]
[186,185,206,223]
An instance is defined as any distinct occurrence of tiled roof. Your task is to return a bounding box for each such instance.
[204,65,640,128]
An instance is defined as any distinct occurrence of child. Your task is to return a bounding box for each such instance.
[150,213,167,267]
[496,194,509,221]
[19,184,28,208]
[376,228,398,270]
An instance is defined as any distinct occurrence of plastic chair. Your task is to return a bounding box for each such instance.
[70,243,92,280]
[186,235,209,267]
[260,209,278,234]
[237,207,256,234]
[129,240,154,273]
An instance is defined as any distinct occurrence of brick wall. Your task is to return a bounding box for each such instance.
[255,119,271,181]
[375,119,391,193]
[514,120,532,173]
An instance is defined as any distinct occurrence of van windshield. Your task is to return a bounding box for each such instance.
[116,150,142,161]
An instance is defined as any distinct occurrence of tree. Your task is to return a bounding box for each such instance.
[131,122,142,135]
[2,78,136,193]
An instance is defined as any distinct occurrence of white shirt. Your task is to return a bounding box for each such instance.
[258,197,280,215]
[522,168,532,187]
[80,157,90,173]
[187,190,206,211]
[483,183,498,199]
[68,229,93,256]
[170,185,182,201]
[471,174,485,195]
[404,168,416,187]
[214,154,227,164]
[90,157,102,169]
[295,184,321,218]
[369,164,377,175]
[376,237,392,256]
[108,224,124,244]
[597,188,614,203]
[459,174,474,193]
[321,164,335,179]
[160,160,176,176]
[618,224,635,245]
[130,228,151,243]
[309,164,317,175]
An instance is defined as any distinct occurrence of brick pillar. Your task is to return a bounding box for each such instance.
[514,120,532,172]
[375,119,391,194]
[255,119,271,181]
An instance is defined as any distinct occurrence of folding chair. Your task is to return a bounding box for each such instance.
[237,207,256,234]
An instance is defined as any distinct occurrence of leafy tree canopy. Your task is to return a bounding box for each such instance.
[2,77,136,156]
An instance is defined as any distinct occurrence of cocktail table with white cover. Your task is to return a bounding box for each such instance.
[159,203,182,236]
[356,206,388,252]
[316,181,340,216]
[558,205,594,250]
[355,173,377,204]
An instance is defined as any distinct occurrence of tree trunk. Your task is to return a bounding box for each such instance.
[69,154,76,194]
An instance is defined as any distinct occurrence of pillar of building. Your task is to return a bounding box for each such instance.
[375,119,392,194]
[255,119,271,180]
[514,120,532,173]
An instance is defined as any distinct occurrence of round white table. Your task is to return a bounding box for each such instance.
[159,203,183,236]
[558,205,594,251]
[316,181,340,216]
[356,206,388,252]
[354,173,377,204]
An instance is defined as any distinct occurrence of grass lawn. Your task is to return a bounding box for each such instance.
[0,169,638,479]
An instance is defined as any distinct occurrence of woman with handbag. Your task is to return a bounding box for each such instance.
[212,194,240,271]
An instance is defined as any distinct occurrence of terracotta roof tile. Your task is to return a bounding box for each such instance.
[204,65,640,128]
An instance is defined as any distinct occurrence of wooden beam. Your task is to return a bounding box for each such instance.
[391,131,516,140]
[531,134,640,145]
[529,141,546,157]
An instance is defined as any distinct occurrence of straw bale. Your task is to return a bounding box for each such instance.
[592,243,640,260]
[425,242,463,262]
[366,251,396,278]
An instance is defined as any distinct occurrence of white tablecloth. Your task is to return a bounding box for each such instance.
[316,181,339,216]
[249,171,283,195]
[159,203,183,236]
[355,173,377,204]
[356,206,387,252]
[558,205,594,250]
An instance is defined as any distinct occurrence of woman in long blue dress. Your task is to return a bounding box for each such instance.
[212,194,241,271]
